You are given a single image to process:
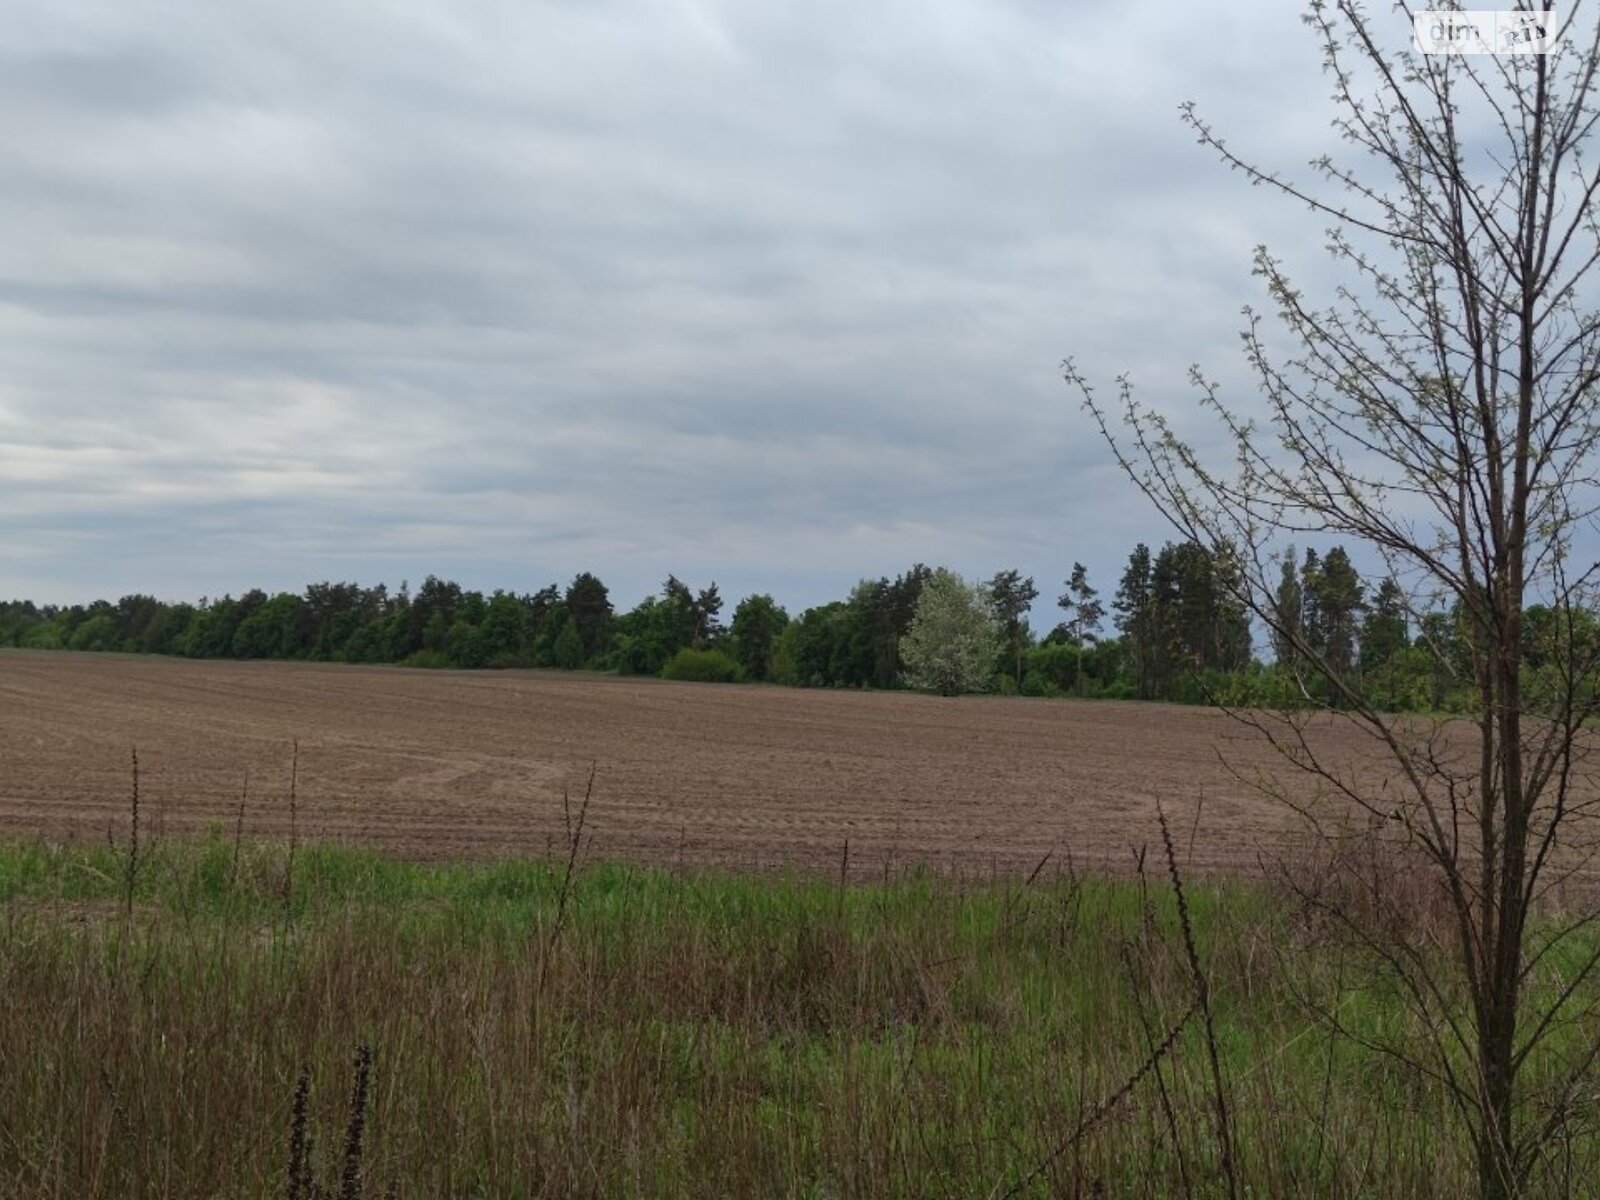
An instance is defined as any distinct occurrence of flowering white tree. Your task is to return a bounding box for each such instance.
[900,569,1001,696]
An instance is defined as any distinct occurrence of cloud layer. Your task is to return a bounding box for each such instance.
[2,0,1357,616]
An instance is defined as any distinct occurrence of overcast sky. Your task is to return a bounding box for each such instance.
[1,0,1397,617]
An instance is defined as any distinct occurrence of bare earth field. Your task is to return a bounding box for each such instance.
[0,650,1379,876]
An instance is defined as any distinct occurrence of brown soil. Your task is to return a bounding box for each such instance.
[1,650,1391,876]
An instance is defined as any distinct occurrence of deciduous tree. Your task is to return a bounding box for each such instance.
[900,569,1001,697]
[564,573,613,662]
[730,593,789,682]
[1071,5,1600,1192]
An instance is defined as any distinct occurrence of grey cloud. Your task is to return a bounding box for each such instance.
[1,0,1359,615]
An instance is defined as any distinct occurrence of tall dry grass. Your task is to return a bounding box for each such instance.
[5,815,1581,1198]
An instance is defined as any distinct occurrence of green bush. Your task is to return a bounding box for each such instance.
[68,614,119,652]
[1020,671,1063,698]
[484,650,532,670]
[21,624,64,651]
[445,620,489,669]
[551,616,586,670]
[660,648,741,683]
[400,649,451,669]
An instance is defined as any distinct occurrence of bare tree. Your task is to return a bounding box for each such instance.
[1068,4,1600,1195]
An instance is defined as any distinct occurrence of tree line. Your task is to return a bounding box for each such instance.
[4,538,1567,712]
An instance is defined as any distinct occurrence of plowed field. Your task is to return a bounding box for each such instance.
[2,650,1383,875]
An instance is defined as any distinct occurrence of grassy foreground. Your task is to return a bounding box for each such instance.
[0,833,1591,1198]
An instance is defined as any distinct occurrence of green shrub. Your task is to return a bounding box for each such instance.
[1020,671,1062,698]
[68,614,119,652]
[1022,642,1080,693]
[445,620,489,669]
[484,650,532,670]
[21,624,64,651]
[660,648,741,683]
[551,617,585,670]
[400,649,451,669]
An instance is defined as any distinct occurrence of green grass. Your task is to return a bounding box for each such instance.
[0,832,1595,1198]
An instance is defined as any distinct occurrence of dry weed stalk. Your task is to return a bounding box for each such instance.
[339,1044,373,1200]
[998,816,1228,1200]
[230,769,249,892]
[284,1046,379,1200]
[997,998,1197,1199]
[286,1065,312,1200]
[1159,802,1238,1199]
[123,746,140,920]
[537,761,596,995]
[284,740,300,928]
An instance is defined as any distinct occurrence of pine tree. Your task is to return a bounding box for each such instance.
[1271,551,1302,669]
[1112,545,1154,700]
[1360,577,1409,674]
[988,569,1039,688]
[1309,547,1364,682]
[1058,562,1104,697]
[692,583,724,649]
